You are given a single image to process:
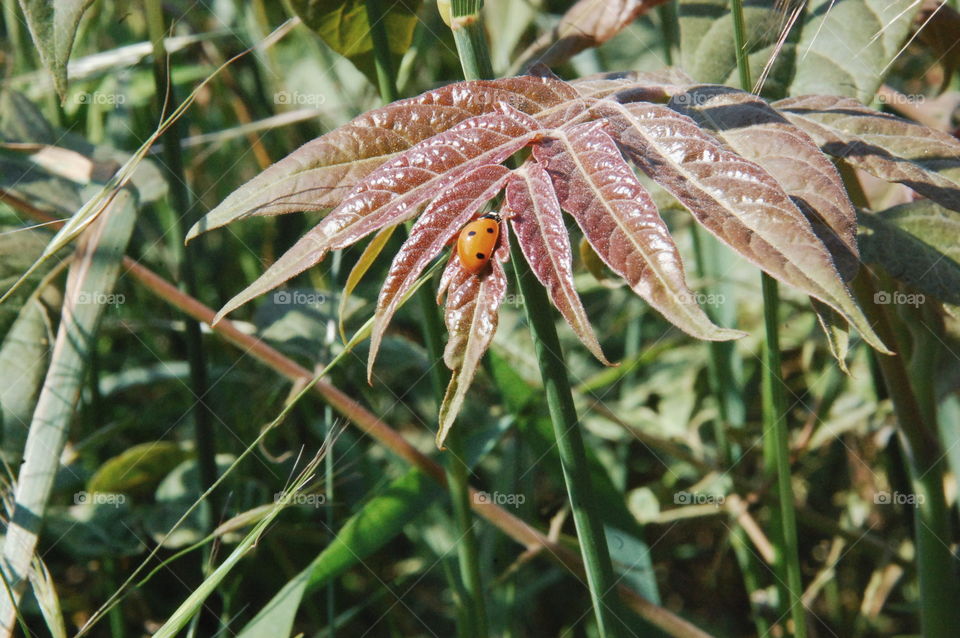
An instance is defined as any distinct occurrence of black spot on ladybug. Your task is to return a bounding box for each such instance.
[468,231,476,236]
[475,252,485,259]
[486,227,494,233]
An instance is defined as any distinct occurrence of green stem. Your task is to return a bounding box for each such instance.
[144,0,218,530]
[760,275,807,638]
[364,0,399,102]
[509,243,623,638]
[729,0,752,93]
[451,0,495,80]
[366,3,487,634]
[851,275,960,637]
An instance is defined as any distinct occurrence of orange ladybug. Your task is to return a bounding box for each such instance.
[456,212,501,274]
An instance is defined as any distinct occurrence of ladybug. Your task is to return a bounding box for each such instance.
[456,212,501,274]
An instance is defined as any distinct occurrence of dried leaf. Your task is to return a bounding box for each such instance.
[596,100,890,353]
[368,165,511,380]
[535,121,743,341]
[811,300,850,373]
[774,95,960,213]
[507,162,612,364]
[213,105,541,322]
[188,75,580,239]
[671,85,859,280]
[436,229,510,449]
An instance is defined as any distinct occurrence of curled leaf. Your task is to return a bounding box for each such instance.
[436,227,510,449]
[368,164,511,380]
[507,162,612,364]
[535,121,743,341]
[596,100,889,353]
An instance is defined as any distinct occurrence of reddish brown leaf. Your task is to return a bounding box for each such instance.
[773,94,960,213]
[213,105,541,322]
[596,100,889,353]
[671,85,859,280]
[188,74,579,240]
[436,226,510,449]
[367,164,511,380]
[535,121,743,341]
[506,162,612,364]
[569,69,695,103]
[514,0,670,71]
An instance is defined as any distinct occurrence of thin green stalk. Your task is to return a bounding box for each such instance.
[508,242,623,637]
[451,0,495,80]
[729,2,805,635]
[851,276,960,637]
[366,3,488,634]
[144,0,219,528]
[449,3,621,634]
[760,275,806,638]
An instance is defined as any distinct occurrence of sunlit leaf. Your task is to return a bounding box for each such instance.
[596,100,889,352]
[515,0,668,70]
[671,85,859,280]
[774,94,960,213]
[213,104,542,322]
[789,0,921,103]
[188,75,580,239]
[368,165,511,380]
[507,162,612,364]
[436,227,510,449]
[535,121,743,341]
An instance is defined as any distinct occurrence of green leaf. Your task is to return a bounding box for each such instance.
[237,469,443,637]
[87,442,191,498]
[678,0,795,97]
[790,0,920,102]
[15,0,96,101]
[858,202,960,305]
[44,500,144,558]
[289,0,423,87]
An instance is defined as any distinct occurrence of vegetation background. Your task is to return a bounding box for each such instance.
[0,0,959,637]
